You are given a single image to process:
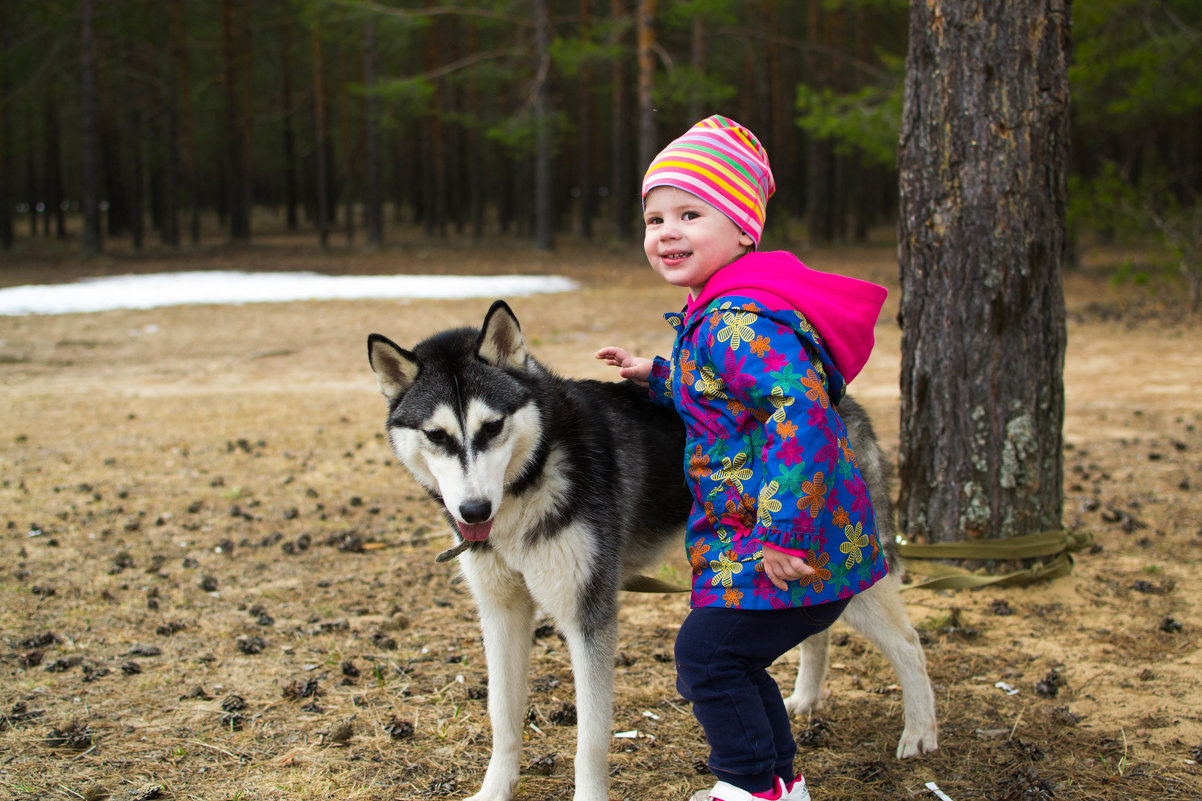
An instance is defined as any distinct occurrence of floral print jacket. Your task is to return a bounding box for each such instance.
[649,296,888,610]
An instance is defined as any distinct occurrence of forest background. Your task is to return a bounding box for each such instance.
[0,0,1200,290]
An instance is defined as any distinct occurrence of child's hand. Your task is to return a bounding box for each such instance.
[761,546,816,592]
[595,347,653,387]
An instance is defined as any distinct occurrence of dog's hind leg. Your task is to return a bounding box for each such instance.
[783,626,831,717]
[840,576,938,758]
[460,553,538,801]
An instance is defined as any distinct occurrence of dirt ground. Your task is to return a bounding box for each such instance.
[1,232,1200,801]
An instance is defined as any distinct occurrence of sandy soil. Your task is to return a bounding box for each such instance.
[1,235,1200,801]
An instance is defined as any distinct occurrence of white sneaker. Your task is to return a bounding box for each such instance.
[690,777,805,801]
[689,781,767,801]
[781,775,811,801]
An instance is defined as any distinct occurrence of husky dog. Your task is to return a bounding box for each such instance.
[368,301,935,801]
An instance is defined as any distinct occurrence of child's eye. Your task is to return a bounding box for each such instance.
[645,216,663,225]
[682,211,700,221]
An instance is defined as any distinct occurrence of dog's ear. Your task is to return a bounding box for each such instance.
[477,300,531,371]
[367,333,420,403]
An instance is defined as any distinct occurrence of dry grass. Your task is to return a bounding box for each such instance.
[2,233,1201,800]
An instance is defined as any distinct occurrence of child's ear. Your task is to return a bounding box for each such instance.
[739,231,755,250]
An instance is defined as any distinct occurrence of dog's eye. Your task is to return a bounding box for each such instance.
[424,429,448,445]
[482,419,504,439]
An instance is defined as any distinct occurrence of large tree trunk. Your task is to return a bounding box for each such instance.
[896,0,1071,544]
[80,0,103,256]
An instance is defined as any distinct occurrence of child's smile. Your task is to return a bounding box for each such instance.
[643,186,754,296]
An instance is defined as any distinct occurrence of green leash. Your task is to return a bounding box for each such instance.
[441,530,1094,594]
[896,529,1093,591]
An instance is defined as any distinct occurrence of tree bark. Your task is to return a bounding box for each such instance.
[80,0,103,256]
[896,0,1071,544]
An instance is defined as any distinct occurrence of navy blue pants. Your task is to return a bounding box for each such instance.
[675,599,850,793]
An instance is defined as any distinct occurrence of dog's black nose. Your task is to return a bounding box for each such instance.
[459,499,492,524]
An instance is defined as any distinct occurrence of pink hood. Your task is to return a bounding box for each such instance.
[685,251,888,384]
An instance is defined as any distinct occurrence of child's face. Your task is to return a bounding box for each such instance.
[643,186,754,296]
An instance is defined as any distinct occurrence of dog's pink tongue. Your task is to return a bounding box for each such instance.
[458,520,493,542]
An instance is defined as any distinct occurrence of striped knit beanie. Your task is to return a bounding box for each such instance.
[642,114,776,247]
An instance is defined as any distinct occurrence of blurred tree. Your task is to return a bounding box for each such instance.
[311,13,330,247]
[364,15,382,245]
[81,0,102,256]
[170,0,200,244]
[42,92,65,239]
[896,0,1071,544]
[1069,0,1202,306]
[2,0,1190,260]
[0,1,10,252]
[156,2,179,247]
[636,0,657,172]
[337,37,356,245]
[222,0,252,241]
[1071,162,1202,312]
[610,0,634,242]
[279,10,301,233]
[533,0,552,250]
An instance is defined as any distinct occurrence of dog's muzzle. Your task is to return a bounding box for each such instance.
[457,499,493,541]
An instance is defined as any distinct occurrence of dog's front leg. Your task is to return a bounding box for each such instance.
[559,613,618,801]
[461,554,537,801]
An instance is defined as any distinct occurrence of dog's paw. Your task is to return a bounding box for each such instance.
[464,775,518,801]
[782,689,825,716]
[896,725,938,759]
[464,791,513,801]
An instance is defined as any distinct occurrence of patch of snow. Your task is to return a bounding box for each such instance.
[0,271,579,316]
